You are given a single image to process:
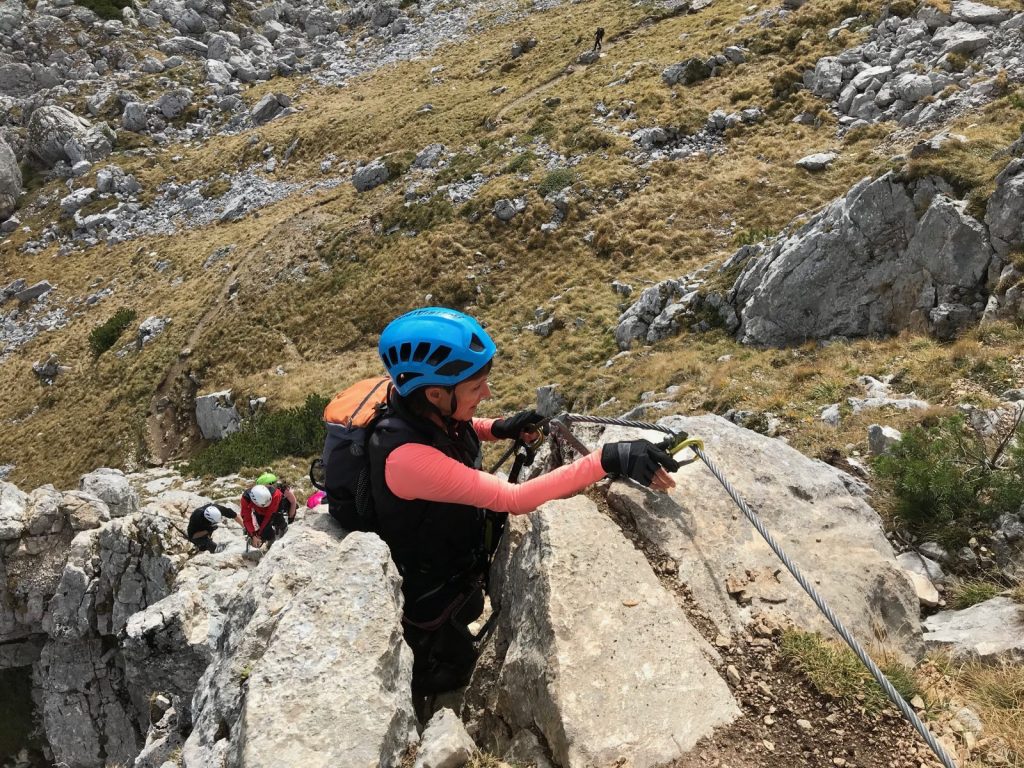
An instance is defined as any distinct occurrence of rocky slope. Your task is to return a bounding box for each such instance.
[1,414,1021,767]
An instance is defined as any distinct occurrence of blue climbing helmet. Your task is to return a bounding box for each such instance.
[379,307,496,397]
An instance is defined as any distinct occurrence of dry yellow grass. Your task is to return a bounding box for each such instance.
[1,0,1023,489]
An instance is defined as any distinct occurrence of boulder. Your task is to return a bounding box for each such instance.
[14,281,53,302]
[662,57,711,86]
[353,160,389,192]
[867,424,902,455]
[896,551,945,584]
[950,0,1010,24]
[59,491,111,531]
[923,597,1024,661]
[181,525,418,767]
[195,390,241,441]
[414,709,476,768]
[795,151,837,171]
[32,353,65,383]
[0,135,21,219]
[483,496,740,766]
[26,106,92,168]
[985,158,1024,258]
[412,143,446,169]
[0,481,28,541]
[932,22,990,54]
[250,93,289,124]
[604,415,923,657]
[902,569,941,608]
[157,88,193,119]
[0,62,33,97]
[137,316,169,348]
[809,57,843,98]
[60,187,95,217]
[121,102,149,133]
[78,468,139,518]
[728,173,994,345]
[893,73,934,102]
[493,198,518,222]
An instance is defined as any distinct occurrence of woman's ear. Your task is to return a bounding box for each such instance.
[423,386,445,409]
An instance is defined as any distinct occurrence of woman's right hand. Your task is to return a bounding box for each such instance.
[600,439,680,490]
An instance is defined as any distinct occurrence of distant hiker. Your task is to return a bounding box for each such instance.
[593,27,604,51]
[367,307,680,695]
[241,480,295,549]
[187,503,237,553]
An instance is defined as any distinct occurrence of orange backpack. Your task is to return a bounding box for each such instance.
[310,376,392,530]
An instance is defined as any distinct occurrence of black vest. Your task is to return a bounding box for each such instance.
[368,406,487,623]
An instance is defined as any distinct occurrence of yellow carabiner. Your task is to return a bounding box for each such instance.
[668,436,704,457]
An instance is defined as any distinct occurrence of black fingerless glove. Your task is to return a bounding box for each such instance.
[491,409,544,440]
[600,439,681,486]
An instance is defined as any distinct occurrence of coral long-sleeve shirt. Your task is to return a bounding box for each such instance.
[384,418,607,514]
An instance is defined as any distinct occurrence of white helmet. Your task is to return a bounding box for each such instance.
[249,484,273,508]
[203,505,223,525]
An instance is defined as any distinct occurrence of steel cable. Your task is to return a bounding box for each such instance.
[562,413,958,768]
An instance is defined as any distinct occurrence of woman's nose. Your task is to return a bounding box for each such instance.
[482,382,492,399]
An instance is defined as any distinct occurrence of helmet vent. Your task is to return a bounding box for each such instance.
[469,334,485,352]
[435,359,472,377]
[387,346,399,366]
[426,345,452,366]
[399,342,412,361]
[412,342,431,362]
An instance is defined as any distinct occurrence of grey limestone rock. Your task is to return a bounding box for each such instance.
[78,468,139,518]
[662,57,711,86]
[250,92,289,124]
[156,88,193,119]
[194,390,241,441]
[353,159,389,192]
[951,0,1010,25]
[26,106,93,168]
[0,135,21,219]
[486,496,740,766]
[923,597,1024,661]
[121,102,149,133]
[605,414,923,657]
[181,526,418,767]
[414,708,476,768]
[867,423,902,455]
[493,198,517,222]
[413,142,446,169]
[795,151,838,170]
[728,173,994,345]
[986,158,1024,258]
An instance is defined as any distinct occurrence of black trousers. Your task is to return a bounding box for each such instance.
[403,586,484,695]
[189,535,217,553]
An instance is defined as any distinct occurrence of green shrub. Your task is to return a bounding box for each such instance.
[187,394,329,477]
[503,152,535,175]
[538,168,574,196]
[383,150,416,179]
[733,227,776,246]
[76,0,129,19]
[874,414,1024,548]
[89,308,137,358]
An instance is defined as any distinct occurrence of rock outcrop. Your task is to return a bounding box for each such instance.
[729,173,994,345]
[181,520,418,767]
[602,415,923,657]
[26,105,115,168]
[923,596,1024,661]
[468,496,740,767]
[0,134,21,219]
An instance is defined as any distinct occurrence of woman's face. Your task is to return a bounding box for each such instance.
[426,372,491,421]
[451,373,491,421]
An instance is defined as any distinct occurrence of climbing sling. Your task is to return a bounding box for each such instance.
[547,413,958,768]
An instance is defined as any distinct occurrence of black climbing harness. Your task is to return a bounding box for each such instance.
[543,412,959,768]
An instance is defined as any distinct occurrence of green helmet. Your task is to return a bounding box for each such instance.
[256,472,278,485]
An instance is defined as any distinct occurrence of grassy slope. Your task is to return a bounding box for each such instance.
[1,0,1023,489]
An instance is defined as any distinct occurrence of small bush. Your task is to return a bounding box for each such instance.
[538,168,574,196]
[187,394,329,477]
[383,150,416,179]
[780,630,919,712]
[874,413,1024,548]
[89,308,137,358]
[733,227,776,246]
[502,151,535,175]
[76,0,129,20]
